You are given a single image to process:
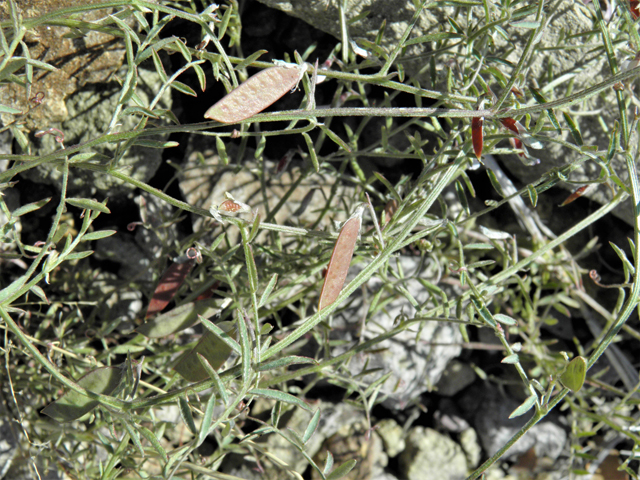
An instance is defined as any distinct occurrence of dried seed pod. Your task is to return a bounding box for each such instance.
[204,65,304,124]
[471,116,484,160]
[318,205,365,311]
[560,185,591,206]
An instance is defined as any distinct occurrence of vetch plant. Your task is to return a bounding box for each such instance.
[1,0,640,478]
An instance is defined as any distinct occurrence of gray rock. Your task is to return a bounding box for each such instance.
[330,255,463,409]
[459,427,482,469]
[436,359,476,397]
[376,418,405,458]
[399,427,467,480]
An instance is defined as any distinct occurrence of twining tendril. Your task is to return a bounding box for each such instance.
[589,269,632,289]
[35,127,65,148]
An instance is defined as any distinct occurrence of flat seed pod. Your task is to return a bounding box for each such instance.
[204,66,303,123]
[318,205,365,311]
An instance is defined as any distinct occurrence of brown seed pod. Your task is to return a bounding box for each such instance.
[318,205,365,311]
[204,65,304,124]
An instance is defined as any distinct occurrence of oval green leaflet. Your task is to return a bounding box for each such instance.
[559,356,587,392]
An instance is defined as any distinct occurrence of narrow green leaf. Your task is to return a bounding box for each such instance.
[455,180,470,216]
[257,355,316,372]
[244,243,258,293]
[562,111,583,146]
[471,297,496,327]
[502,353,520,364]
[132,139,180,149]
[82,230,117,241]
[216,136,229,165]
[248,214,261,245]
[373,172,402,203]
[324,451,334,476]
[122,106,160,118]
[0,58,26,81]
[303,409,321,444]
[235,50,268,71]
[122,421,145,457]
[201,318,241,355]
[248,388,312,411]
[319,125,351,153]
[171,36,191,62]
[197,353,229,405]
[69,152,102,163]
[193,63,206,92]
[0,103,22,114]
[65,251,94,261]
[170,80,197,97]
[151,48,168,82]
[486,169,506,198]
[11,197,51,217]
[139,426,168,462]
[302,132,319,172]
[479,225,511,240]
[109,13,141,45]
[464,243,495,250]
[238,314,252,386]
[493,313,517,326]
[510,20,542,28]
[198,393,217,445]
[527,185,538,208]
[529,87,561,133]
[283,428,305,448]
[178,397,197,435]
[327,459,358,480]
[259,274,278,308]
[508,394,537,419]
[404,32,462,46]
[41,367,123,422]
[0,274,28,305]
[609,242,635,275]
[217,4,233,40]
[66,198,110,214]
[29,285,49,304]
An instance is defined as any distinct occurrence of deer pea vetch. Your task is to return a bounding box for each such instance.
[204,64,306,123]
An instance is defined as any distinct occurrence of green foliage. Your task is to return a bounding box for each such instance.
[1,0,640,478]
